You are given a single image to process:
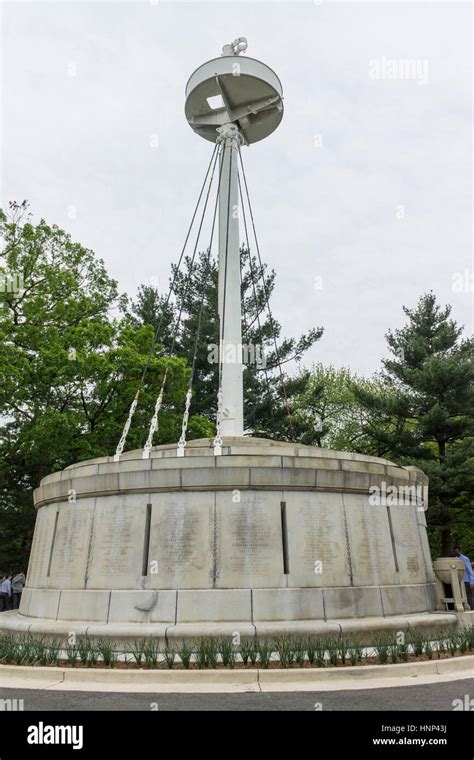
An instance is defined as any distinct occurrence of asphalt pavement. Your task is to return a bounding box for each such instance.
[1,678,473,711]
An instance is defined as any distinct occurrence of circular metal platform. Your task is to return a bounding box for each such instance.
[185,55,284,144]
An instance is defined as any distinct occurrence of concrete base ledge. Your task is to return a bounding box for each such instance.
[0,656,472,694]
[0,610,457,648]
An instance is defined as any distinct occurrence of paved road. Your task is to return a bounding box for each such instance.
[1,679,473,711]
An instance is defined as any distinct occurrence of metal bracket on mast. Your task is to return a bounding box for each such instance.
[221,37,248,57]
[216,122,244,146]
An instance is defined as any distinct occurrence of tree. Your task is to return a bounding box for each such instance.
[129,247,324,440]
[353,293,474,556]
[291,364,393,451]
[129,284,175,350]
[0,202,211,570]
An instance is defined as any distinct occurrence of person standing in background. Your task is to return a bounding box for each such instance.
[11,571,26,610]
[0,575,12,611]
[453,546,474,610]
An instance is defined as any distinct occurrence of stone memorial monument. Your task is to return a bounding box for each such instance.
[1,40,454,644]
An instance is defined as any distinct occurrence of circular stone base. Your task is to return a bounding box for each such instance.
[0,610,457,648]
[18,437,437,635]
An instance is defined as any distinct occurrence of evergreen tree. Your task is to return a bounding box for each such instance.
[130,247,324,440]
[353,293,474,555]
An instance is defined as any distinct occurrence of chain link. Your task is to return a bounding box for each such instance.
[213,387,224,455]
[114,392,139,461]
[177,388,193,457]
[142,369,168,459]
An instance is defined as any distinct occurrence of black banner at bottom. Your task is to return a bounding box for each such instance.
[0,710,471,756]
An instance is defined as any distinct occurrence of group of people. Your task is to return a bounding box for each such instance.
[0,572,26,611]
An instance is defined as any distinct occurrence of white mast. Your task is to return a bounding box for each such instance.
[185,38,284,442]
[217,121,244,436]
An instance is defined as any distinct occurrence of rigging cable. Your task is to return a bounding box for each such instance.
[142,143,221,458]
[238,170,272,434]
[114,143,218,461]
[177,143,226,455]
[237,145,295,441]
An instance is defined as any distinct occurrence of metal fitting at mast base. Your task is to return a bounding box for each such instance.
[216,123,244,146]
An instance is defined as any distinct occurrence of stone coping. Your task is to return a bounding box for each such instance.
[34,437,428,508]
[64,436,399,469]
[0,610,456,646]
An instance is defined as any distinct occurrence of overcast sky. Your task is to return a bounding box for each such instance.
[2,1,472,377]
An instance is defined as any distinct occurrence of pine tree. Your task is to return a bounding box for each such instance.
[130,247,323,440]
[354,293,474,555]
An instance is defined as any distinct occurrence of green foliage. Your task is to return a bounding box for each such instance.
[1,202,472,572]
[256,638,273,668]
[240,639,258,666]
[274,636,296,668]
[163,646,176,669]
[130,248,323,439]
[294,300,473,559]
[373,634,390,665]
[0,203,212,569]
[0,629,471,669]
[218,637,236,668]
[407,630,425,658]
[142,639,160,669]
[351,293,474,555]
[96,639,117,668]
[177,641,192,669]
[293,296,473,557]
[292,365,364,449]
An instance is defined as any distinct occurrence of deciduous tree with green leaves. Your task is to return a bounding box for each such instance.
[0,202,211,569]
[291,364,395,451]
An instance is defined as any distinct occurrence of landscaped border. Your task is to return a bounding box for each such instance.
[1,626,473,671]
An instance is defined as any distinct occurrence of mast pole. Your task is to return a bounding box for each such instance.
[216,123,244,437]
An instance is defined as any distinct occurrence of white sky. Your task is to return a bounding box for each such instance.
[1,0,472,376]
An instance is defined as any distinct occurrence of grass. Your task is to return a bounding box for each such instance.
[77,637,92,667]
[294,638,306,668]
[219,637,236,668]
[327,641,339,667]
[65,640,79,667]
[257,639,272,669]
[130,639,146,666]
[163,646,176,669]
[239,640,256,666]
[373,635,390,665]
[275,637,295,669]
[336,636,349,665]
[195,637,219,669]
[0,627,472,670]
[142,639,160,669]
[407,630,425,658]
[178,641,192,669]
[347,640,364,667]
[96,639,117,668]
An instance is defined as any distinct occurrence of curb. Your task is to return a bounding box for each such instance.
[0,655,473,693]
